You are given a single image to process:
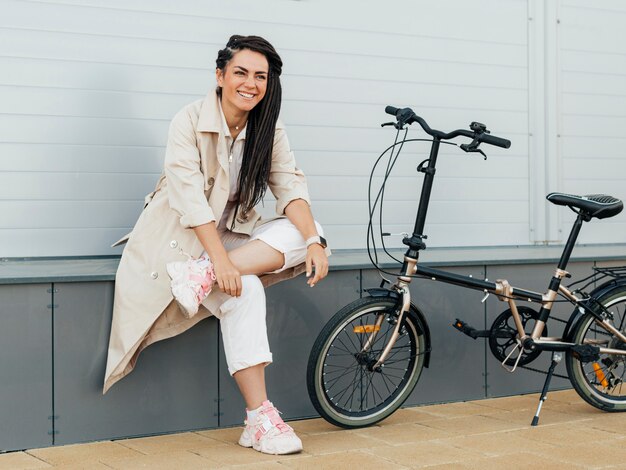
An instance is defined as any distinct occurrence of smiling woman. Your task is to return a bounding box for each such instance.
[103,35,330,456]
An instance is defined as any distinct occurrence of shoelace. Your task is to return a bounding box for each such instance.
[178,249,217,303]
[193,267,216,302]
[261,406,292,434]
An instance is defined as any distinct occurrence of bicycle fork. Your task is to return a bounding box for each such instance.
[364,257,417,371]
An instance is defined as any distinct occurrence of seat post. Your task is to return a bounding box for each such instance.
[557,213,587,270]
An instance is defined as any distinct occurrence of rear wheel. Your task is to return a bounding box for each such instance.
[306,297,427,428]
[566,285,626,411]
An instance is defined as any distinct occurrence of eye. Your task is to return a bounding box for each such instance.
[234,70,245,76]
[256,75,267,81]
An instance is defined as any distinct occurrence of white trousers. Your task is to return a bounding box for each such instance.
[201,218,323,375]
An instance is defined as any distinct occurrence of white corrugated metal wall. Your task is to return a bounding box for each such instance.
[0,0,624,257]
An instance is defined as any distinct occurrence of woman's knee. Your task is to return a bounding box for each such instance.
[240,274,265,300]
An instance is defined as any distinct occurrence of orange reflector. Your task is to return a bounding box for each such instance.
[592,362,609,388]
[353,325,381,334]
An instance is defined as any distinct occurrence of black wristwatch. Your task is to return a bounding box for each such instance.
[305,235,327,249]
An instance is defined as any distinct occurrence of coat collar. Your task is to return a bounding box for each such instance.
[196,89,222,133]
[196,88,285,133]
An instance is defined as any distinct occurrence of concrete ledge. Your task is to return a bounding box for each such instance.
[1,243,625,285]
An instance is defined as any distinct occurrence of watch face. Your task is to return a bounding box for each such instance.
[319,236,328,248]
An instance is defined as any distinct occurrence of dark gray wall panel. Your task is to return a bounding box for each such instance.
[484,262,591,398]
[362,266,488,406]
[53,282,219,445]
[218,270,361,427]
[0,284,52,451]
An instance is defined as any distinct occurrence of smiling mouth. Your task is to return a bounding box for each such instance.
[237,91,255,99]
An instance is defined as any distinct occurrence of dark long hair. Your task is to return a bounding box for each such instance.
[215,35,283,219]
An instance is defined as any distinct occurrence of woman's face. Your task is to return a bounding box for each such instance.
[216,49,269,114]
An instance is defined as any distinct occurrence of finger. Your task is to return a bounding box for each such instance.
[305,254,313,277]
[217,275,225,292]
[236,275,242,297]
[229,277,238,297]
[321,261,329,279]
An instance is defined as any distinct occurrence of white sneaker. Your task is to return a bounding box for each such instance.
[166,254,216,318]
[238,400,303,455]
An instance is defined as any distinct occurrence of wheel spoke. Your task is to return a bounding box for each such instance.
[310,299,425,425]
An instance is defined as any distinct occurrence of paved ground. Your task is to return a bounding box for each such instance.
[2,389,626,469]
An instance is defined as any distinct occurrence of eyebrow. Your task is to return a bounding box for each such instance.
[233,65,268,74]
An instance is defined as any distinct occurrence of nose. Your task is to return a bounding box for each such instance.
[243,74,255,89]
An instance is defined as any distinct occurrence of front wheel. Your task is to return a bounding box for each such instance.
[566,285,626,411]
[307,296,427,428]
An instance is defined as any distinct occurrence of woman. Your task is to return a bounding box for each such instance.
[104,35,329,455]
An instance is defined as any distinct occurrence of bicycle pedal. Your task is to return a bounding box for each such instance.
[452,319,489,339]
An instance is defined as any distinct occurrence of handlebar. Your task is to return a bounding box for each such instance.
[385,106,511,149]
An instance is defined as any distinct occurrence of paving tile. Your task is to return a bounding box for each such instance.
[289,418,345,435]
[115,431,224,454]
[485,407,589,426]
[526,441,626,469]
[421,415,523,436]
[419,401,500,418]
[280,450,407,469]
[354,422,451,444]
[0,452,51,469]
[196,426,244,444]
[49,463,112,470]
[363,441,483,468]
[439,430,555,457]
[26,442,141,466]
[103,449,220,469]
[547,400,607,418]
[420,464,467,470]
[474,394,541,411]
[460,451,587,470]
[549,388,581,404]
[229,462,286,469]
[192,443,301,466]
[587,414,626,436]
[297,431,386,455]
[513,421,621,446]
[377,407,442,426]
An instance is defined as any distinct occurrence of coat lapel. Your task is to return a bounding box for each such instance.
[196,90,230,174]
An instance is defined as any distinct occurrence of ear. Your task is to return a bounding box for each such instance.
[215,68,224,87]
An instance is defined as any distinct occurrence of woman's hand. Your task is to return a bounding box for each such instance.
[306,244,329,287]
[212,254,242,297]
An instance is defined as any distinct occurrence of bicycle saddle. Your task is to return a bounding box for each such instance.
[547,192,623,219]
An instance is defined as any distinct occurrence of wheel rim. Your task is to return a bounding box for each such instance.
[317,303,421,421]
[574,294,626,403]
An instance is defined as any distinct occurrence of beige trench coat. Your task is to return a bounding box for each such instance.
[103,90,311,393]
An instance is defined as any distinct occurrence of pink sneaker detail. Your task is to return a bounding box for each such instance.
[238,401,302,455]
[166,254,216,319]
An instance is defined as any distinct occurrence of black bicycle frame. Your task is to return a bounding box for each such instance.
[398,135,587,307]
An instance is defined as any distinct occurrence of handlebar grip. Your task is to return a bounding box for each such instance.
[480,133,511,149]
[385,105,400,116]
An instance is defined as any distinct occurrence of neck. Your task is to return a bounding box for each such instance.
[220,96,248,131]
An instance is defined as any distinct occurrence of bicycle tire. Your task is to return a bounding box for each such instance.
[306,296,426,428]
[566,284,626,411]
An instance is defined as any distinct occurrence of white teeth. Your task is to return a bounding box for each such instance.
[238,91,254,99]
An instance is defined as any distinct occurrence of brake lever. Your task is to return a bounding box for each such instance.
[460,142,488,160]
[381,122,395,127]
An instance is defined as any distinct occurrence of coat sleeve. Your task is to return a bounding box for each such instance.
[269,126,311,215]
[164,109,216,228]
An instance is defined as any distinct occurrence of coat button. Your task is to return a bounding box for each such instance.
[207,177,215,186]
[150,271,159,279]
[169,240,178,248]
